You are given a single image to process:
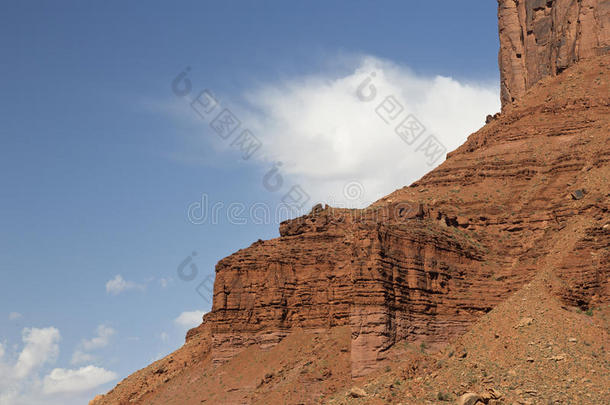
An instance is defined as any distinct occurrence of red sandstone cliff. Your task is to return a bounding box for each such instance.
[498,0,610,108]
[92,3,609,404]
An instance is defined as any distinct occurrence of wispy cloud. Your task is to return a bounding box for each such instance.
[105,275,144,295]
[70,350,96,366]
[81,325,115,351]
[158,277,172,288]
[71,325,116,365]
[9,312,22,321]
[42,365,117,395]
[174,310,205,329]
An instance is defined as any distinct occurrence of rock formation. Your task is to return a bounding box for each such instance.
[498,0,610,108]
[92,2,609,404]
[206,205,497,377]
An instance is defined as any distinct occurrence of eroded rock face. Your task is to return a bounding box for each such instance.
[204,207,495,377]
[498,0,610,108]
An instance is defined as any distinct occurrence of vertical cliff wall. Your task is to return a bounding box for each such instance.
[498,0,610,108]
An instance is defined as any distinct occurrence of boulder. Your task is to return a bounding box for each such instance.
[348,387,367,398]
[457,392,483,405]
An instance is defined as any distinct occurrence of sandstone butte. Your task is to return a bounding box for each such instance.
[92,1,609,404]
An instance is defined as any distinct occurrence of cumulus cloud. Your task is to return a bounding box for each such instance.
[230,56,500,207]
[71,325,116,365]
[105,275,144,295]
[174,310,205,329]
[14,327,60,379]
[160,56,499,208]
[0,326,118,405]
[9,312,22,321]
[42,365,117,395]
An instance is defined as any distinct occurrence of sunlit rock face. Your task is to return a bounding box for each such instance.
[498,0,610,108]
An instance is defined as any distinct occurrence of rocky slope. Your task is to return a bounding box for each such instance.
[328,261,610,404]
[92,3,609,404]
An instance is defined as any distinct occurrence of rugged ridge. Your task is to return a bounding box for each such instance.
[498,0,610,108]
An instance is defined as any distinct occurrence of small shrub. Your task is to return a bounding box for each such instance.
[437,391,451,401]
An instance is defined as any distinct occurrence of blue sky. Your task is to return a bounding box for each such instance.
[0,1,500,403]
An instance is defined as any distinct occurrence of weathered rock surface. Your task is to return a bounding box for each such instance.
[498,0,610,108]
[207,205,494,377]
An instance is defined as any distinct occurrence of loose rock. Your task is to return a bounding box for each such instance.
[571,189,585,200]
[457,392,482,405]
[348,387,367,398]
[515,317,533,328]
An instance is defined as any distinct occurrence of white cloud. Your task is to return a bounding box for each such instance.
[42,365,117,395]
[14,327,60,379]
[174,310,205,329]
[159,332,169,343]
[105,275,144,295]
[205,55,499,208]
[9,312,22,321]
[70,350,96,366]
[0,326,118,405]
[81,325,115,351]
[71,325,116,365]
